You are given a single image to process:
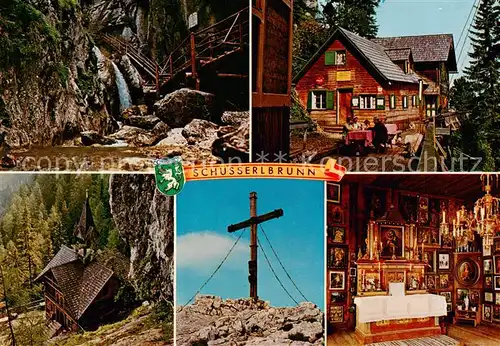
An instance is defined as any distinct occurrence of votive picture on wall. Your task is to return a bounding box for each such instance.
[439,253,450,270]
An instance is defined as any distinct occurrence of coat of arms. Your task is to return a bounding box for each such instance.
[154,157,185,196]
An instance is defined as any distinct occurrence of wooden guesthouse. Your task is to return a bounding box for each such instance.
[35,195,128,335]
[293,27,457,132]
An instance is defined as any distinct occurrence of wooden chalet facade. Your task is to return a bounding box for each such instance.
[35,195,128,335]
[294,27,457,132]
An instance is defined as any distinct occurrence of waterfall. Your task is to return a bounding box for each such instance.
[112,62,132,112]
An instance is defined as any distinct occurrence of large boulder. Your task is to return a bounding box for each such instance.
[109,126,154,146]
[182,119,219,150]
[124,115,161,130]
[109,174,174,302]
[119,55,143,101]
[176,296,324,346]
[154,88,222,128]
[81,130,117,146]
[221,111,249,127]
[156,128,188,147]
[212,119,250,162]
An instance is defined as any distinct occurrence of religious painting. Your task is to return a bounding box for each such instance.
[365,188,387,219]
[485,276,493,289]
[418,196,429,225]
[494,238,500,253]
[455,258,480,287]
[426,275,436,289]
[469,290,480,306]
[420,227,439,245]
[439,291,452,303]
[407,272,421,291]
[485,291,494,303]
[483,305,493,322]
[494,306,500,322]
[484,258,493,275]
[399,193,418,222]
[496,293,500,305]
[484,244,492,257]
[438,253,450,271]
[328,226,345,243]
[428,198,441,228]
[495,276,500,291]
[329,271,345,290]
[327,203,344,225]
[457,289,469,303]
[439,274,451,289]
[494,255,500,274]
[350,268,357,277]
[330,305,343,323]
[330,292,346,303]
[380,225,404,259]
[329,246,347,269]
[327,183,341,203]
[423,251,436,273]
[447,303,452,312]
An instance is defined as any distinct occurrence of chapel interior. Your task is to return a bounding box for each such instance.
[326,174,500,345]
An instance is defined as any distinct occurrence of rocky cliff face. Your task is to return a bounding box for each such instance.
[0,0,116,148]
[109,174,174,302]
[176,296,325,346]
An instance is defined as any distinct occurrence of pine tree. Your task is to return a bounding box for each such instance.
[323,0,380,38]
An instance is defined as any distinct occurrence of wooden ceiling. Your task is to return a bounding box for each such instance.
[342,174,499,202]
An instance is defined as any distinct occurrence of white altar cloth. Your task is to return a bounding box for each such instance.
[354,294,447,323]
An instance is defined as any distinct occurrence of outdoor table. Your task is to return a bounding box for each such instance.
[346,130,373,147]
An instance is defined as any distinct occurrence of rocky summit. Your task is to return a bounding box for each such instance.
[176,295,324,346]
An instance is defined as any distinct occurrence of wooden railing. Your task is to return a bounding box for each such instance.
[100,7,249,91]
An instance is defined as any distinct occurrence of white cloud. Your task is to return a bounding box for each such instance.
[176,231,249,271]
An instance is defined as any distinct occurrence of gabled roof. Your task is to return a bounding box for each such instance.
[372,34,457,71]
[35,246,120,321]
[385,48,412,61]
[293,27,420,84]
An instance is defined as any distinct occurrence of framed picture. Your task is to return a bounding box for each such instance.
[380,225,404,259]
[470,290,480,305]
[438,252,450,271]
[447,303,452,312]
[457,288,469,302]
[494,238,500,252]
[494,306,500,322]
[483,305,492,322]
[484,245,492,257]
[439,291,452,303]
[330,291,346,303]
[418,196,429,225]
[329,271,345,290]
[496,293,500,305]
[327,183,341,203]
[495,276,500,291]
[455,258,480,287]
[423,251,436,273]
[329,246,347,269]
[399,193,418,223]
[485,291,494,303]
[330,305,344,323]
[328,226,345,243]
[350,268,357,277]
[439,274,451,289]
[328,203,344,225]
[494,256,500,274]
[485,276,493,289]
[426,275,436,289]
[484,258,493,275]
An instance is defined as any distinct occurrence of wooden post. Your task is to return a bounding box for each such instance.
[155,63,159,91]
[227,194,284,302]
[249,192,258,300]
[169,54,173,77]
[190,33,199,90]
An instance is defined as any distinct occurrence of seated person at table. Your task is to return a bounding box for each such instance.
[363,119,371,130]
[372,117,388,153]
[343,117,355,134]
[352,116,362,130]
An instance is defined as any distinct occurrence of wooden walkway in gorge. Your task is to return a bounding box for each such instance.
[101,7,249,92]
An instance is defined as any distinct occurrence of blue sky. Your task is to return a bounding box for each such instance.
[176,179,325,309]
[318,0,476,76]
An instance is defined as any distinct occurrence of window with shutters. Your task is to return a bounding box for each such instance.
[312,91,327,110]
[412,95,417,107]
[325,51,346,66]
[403,96,408,109]
[390,95,396,109]
[359,95,376,110]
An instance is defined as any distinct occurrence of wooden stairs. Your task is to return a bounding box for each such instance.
[100,7,249,92]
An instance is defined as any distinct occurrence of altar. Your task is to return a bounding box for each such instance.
[354,293,447,344]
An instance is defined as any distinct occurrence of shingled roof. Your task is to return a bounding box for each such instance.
[372,34,457,71]
[294,27,420,84]
[35,246,121,320]
[385,48,412,61]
